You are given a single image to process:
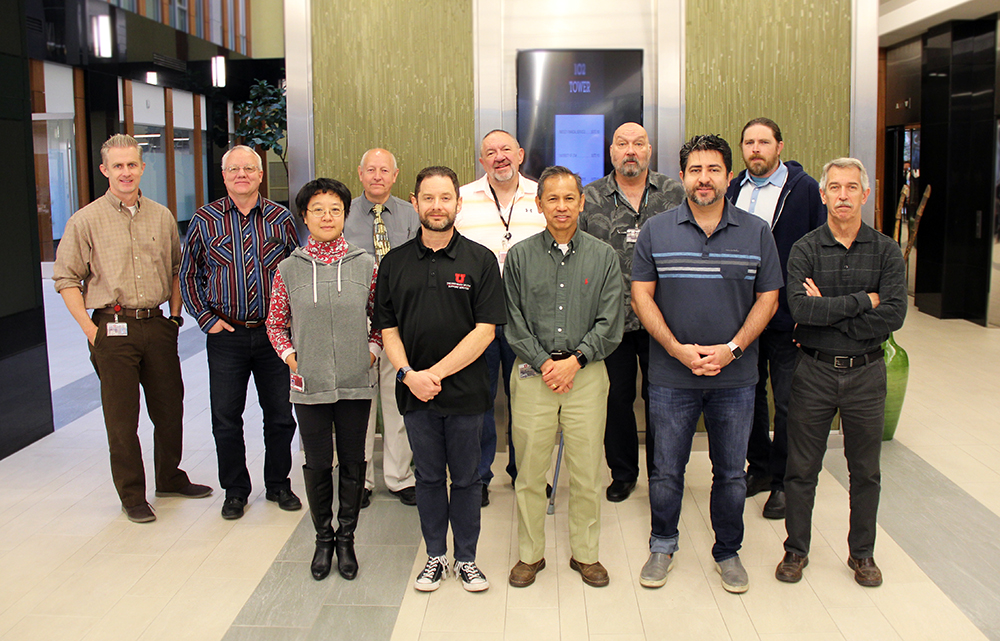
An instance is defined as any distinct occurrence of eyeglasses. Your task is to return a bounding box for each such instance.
[224,165,260,174]
[306,208,345,218]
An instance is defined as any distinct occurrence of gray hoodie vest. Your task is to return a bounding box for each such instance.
[277,243,377,404]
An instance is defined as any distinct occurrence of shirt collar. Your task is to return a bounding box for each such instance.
[739,161,787,188]
[415,228,460,259]
[361,194,395,215]
[676,199,742,231]
[541,227,578,251]
[819,222,875,247]
[103,189,144,214]
[225,194,262,216]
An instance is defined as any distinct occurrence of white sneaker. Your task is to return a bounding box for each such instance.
[414,556,449,592]
[454,560,490,592]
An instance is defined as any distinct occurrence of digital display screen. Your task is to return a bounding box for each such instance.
[517,50,643,182]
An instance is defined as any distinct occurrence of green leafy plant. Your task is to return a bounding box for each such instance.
[234,78,287,175]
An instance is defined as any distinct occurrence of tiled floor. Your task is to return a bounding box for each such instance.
[2,271,999,640]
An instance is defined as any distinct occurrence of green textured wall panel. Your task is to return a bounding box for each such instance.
[685,0,851,178]
[310,0,474,202]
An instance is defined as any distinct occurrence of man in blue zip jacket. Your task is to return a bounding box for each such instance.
[725,118,826,520]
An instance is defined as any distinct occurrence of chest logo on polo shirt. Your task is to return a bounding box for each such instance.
[447,273,471,291]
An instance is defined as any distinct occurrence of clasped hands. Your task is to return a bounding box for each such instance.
[541,357,579,394]
[673,343,734,376]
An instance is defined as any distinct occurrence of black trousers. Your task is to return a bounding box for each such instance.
[602,329,651,482]
[784,352,886,559]
[295,400,371,470]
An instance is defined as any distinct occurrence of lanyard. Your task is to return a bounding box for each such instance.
[612,187,650,222]
[488,183,516,244]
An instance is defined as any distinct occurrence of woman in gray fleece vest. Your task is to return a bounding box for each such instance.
[266,178,380,581]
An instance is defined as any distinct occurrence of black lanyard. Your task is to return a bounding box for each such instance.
[488,183,515,243]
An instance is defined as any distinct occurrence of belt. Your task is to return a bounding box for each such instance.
[214,309,266,329]
[96,307,163,319]
[800,346,883,369]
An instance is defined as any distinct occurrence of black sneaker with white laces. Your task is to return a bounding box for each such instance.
[414,555,449,592]
[454,560,490,592]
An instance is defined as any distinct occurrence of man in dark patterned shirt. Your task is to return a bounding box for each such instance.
[180,145,301,520]
[580,122,685,503]
[776,158,906,588]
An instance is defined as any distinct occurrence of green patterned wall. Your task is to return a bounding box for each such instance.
[310,0,474,203]
[685,0,852,178]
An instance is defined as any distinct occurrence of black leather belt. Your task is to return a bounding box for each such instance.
[214,310,266,329]
[96,307,163,319]
[801,346,883,369]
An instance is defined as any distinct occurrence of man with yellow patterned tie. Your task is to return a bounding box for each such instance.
[344,148,420,506]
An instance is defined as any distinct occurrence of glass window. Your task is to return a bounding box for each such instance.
[146,0,160,22]
[133,125,169,208]
[174,128,196,221]
[210,0,222,45]
[238,0,246,53]
[226,0,234,50]
[194,0,203,38]
[46,119,79,241]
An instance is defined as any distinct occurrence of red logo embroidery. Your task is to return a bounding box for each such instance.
[584,278,589,285]
[455,273,466,284]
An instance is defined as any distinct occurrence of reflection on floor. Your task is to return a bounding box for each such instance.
[1,283,999,640]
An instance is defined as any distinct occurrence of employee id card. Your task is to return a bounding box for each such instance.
[106,322,128,336]
[290,372,305,392]
[625,227,641,244]
[518,363,539,379]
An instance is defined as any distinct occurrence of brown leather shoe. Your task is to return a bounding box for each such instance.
[155,482,213,498]
[775,551,808,583]
[122,503,156,523]
[569,558,609,587]
[508,559,546,587]
[847,556,882,587]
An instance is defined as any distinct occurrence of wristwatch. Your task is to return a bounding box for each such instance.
[573,350,588,368]
[396,366,413,383]
[169,315,184,327]
[726,341,743,360]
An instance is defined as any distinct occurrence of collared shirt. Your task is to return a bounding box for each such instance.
[580,170,685,332]
[456,173,545,273]
[736,161,788,227]
[53,190,180,309]
[503,228,624,371]
[343,194,419,257]
[375,230,506,415]
[788,223,906,355]
[180,194,299,332]
[632,200,784,389]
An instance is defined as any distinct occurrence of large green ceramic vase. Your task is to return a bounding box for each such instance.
[882,333,909,441]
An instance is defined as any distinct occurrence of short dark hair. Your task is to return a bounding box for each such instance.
[679,134,733,174]
[294,178,352,222]
[537,165,583,196]
[740,117,782,144]
[413,166,461,197]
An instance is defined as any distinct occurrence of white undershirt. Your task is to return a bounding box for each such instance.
[736,174,785,228]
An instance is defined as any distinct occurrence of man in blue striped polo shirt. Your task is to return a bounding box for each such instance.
[180,145,302,520]
[631,135,782,594]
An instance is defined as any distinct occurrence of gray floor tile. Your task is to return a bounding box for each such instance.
[322,544,416,606]
[223,625,307,641]
[303,605,398,641]
[232,560,331,628]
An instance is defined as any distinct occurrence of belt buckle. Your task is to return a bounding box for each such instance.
[833,355,851,369]
[135,308,152,320]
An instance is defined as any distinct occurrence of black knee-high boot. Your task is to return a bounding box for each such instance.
[302,465,335,580]
[335,462,366,580]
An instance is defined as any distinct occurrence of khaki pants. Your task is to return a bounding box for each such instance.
[511,358,609,565]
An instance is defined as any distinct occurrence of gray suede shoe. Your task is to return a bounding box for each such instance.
[639,552,673,588]
[716,555,749,593]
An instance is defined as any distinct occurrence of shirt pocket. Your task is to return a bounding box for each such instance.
[261,239,287,272]
[718,256,759,281]
[208,237,234,266]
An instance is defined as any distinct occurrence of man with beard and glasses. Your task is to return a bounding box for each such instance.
[457,130,546,506]
[580,122,685,503]
[631,135,782,594]
[375,166,506,592]
[725,118,826,521]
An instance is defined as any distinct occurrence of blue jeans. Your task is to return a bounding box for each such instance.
[206,325,297,499]
[747,328,797,489]
[405,410,483,562]
[481,326,516,485]
[648,384,754,562]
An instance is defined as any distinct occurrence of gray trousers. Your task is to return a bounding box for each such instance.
[783,351,886,559]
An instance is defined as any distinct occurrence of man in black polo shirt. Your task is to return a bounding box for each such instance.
[776,158,905,588]
[375,166,506,593]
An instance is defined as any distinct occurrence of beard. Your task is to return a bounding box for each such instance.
[747,155,778,177]
[686,182,724,207]
[615,155,648,179]
[420,214,455,232]
[489,164,516,183]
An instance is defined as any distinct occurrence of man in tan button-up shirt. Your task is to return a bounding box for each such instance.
[53,134,212,523]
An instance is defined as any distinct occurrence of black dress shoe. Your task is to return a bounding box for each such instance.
[221,497,247,520]
[155,483,213,498]
[265,488,303,511]
[123,503,156,523]
[482,484,490,507]
[762,490,786,520]
[361,488,372,509]
[745,473,772,497]
[606,480,637,502]
[390,486,417,506]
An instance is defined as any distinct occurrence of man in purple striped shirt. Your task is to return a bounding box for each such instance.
[180,145,302,520]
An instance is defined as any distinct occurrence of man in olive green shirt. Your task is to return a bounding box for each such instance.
[54,134,211,524]
[503,166,624,588]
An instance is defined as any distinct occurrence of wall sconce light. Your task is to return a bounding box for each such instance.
[212,56,227,88]
[146,71,158,85]
[91,15,112,58]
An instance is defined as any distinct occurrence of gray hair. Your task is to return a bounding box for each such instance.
[101,134,142,164]
[820,157,869,192]
[222,145,263,171]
